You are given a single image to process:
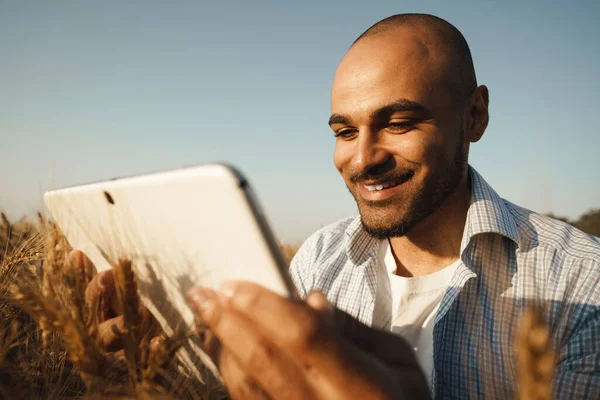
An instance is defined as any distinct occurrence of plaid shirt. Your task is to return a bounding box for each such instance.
[289,166,600,399]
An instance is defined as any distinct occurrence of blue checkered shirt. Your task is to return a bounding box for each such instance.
[289,166,600,399]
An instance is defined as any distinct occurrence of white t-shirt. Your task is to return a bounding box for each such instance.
[371,239,459,386]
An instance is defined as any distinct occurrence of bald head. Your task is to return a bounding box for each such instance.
[330,14,489,239]
[351,14,477,106]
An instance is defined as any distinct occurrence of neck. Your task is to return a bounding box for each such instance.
[388,171,471,277]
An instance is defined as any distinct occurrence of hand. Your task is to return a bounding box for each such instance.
[186,281,430,400]
[67,250,158,352]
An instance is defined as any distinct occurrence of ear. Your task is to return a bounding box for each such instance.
[464,85,489,143]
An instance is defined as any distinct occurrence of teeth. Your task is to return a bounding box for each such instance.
[364,181,396,192]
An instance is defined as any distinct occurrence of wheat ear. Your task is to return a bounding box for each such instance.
[516,306,555,400]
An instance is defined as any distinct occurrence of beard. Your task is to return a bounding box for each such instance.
[349,133,468,239]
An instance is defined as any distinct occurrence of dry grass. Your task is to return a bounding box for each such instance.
[279,243,300,264]
[1,212,554,399]
[0,213,227,399]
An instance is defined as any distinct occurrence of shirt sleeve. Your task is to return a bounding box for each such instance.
[553,313,600,398]
[552,260,600,399]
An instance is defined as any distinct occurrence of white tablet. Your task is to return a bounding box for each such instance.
[43,163,296,378]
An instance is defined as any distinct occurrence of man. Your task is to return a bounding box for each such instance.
[84,13,600,399]
[285,13,600,398]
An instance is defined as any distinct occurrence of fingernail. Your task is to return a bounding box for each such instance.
[74,250,84,267]
[219,281,238,299]
[187,287,217,311]
[99,271,112,288]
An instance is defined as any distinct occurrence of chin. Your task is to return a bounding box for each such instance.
[358,207,417,239]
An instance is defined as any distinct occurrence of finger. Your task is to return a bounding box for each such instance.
[85,270,118,321]
[194,326,259,399]
[310,296,426,394]
[196,326,221,362]
[331,308,430,398]
[306,291,333,317]
[219,348,272,400]
[63,250,78,275]
[214,281,341,363]
[98,315,125,352]
[138,304,160,339]
[187,287,314,400]
[209,282,408,398]
[64,250,97,282]
[222,282,416,367]
[81,251,97,280]
[193,328,261,399]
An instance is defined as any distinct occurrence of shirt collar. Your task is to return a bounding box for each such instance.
[345,165,520,266]
[461,166,520,252]
[345,214,379,266]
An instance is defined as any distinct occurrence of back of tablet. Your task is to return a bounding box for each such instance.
[43,163,295,377]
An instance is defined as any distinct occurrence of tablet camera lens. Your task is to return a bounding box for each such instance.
[104,191,115,205]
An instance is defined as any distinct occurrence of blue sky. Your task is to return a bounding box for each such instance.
[1,0,599,242]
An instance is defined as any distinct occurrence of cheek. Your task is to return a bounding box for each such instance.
[333,142,350,174]
[387,134,442,169]
[412,128,453,160]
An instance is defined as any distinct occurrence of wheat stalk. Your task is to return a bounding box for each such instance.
[112,258,144,391]
[9,279,125,388]
[516,306,555,400]
[0,212,228,399]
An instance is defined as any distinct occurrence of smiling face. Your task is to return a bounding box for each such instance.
[330,25,472,238]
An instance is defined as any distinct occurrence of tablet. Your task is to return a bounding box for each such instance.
[43,163,296,378]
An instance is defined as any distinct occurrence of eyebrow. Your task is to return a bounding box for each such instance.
[328,99,430,126]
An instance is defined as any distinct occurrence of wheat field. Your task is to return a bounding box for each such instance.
[0,212,553,399]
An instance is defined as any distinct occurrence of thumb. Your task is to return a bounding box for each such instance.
[333,308,418,368]
[306,291,333,317]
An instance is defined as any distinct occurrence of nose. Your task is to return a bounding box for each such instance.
[350,129,393,175]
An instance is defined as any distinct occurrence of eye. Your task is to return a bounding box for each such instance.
[387,120,415,132]
[334,129,357,139]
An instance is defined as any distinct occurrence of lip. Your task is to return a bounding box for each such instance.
[357,175,412,202]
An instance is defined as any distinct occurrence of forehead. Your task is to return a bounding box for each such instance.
[331,28,449,116]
